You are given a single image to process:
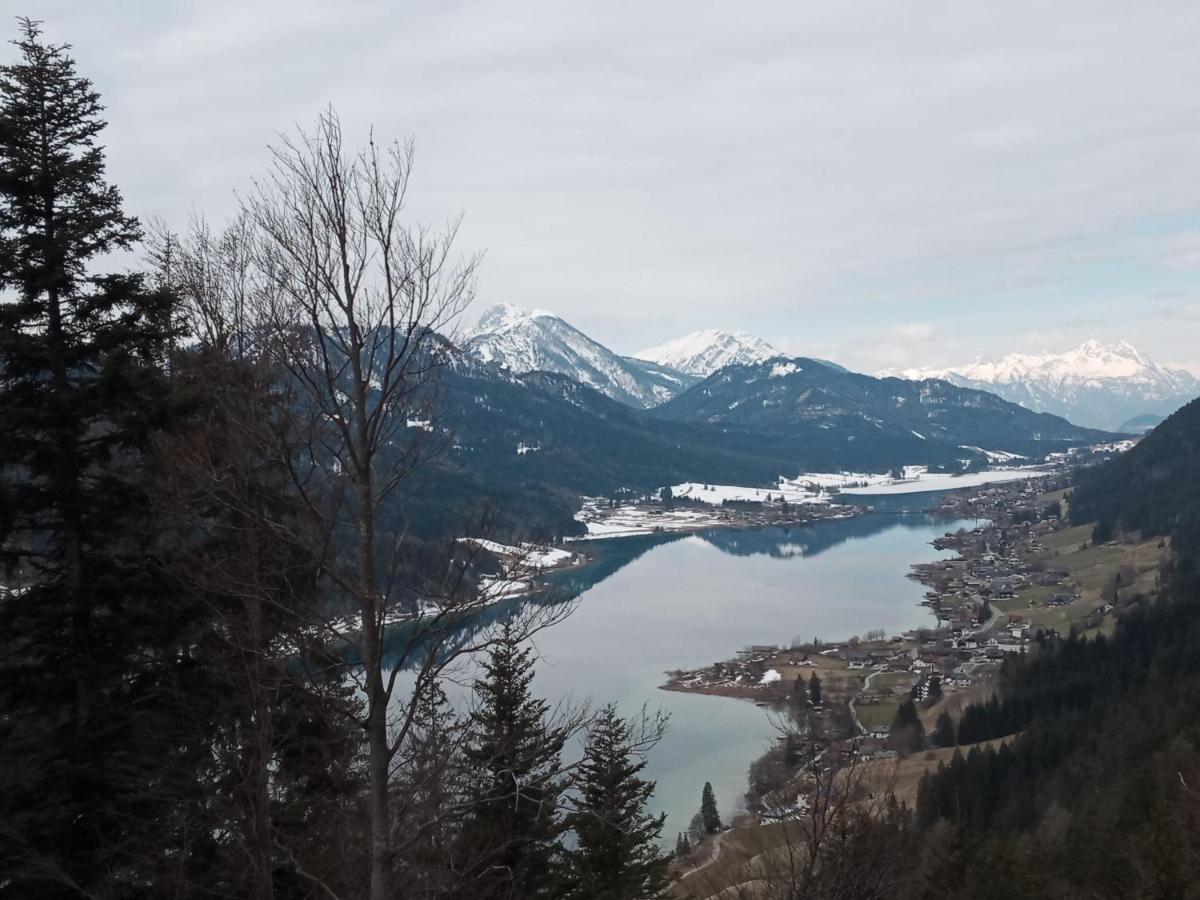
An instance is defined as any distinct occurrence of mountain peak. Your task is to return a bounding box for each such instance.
[634,329,779,376]
[470,302,555,335]
[461,303,698,408]
[888,339,1198,430]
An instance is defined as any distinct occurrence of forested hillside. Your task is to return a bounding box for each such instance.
[897,404,1200,896]
[655,357,1113,459]
[1070,396,1200,541]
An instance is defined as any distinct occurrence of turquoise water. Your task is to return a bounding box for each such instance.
[384,507,975,841]
[518,511,973,841]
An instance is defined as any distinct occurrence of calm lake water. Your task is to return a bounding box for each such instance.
[395,503,978,842]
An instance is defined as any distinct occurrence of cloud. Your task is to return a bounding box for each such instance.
[23,0,1200,365]
[891,323,938,342]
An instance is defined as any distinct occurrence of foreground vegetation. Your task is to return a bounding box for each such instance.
[0,23,671,899]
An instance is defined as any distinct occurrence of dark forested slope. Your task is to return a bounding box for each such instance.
[1071,396,1200,540]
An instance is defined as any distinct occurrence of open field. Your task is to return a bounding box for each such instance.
[997,524,1165,634]
[853,737,1014,807]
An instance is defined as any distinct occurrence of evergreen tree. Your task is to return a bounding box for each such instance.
[0,20,186,894]
[391,678,462,897]
[890,700,926,754]
[456,623,567,898]
[933,711,956,748]
[700,782,722,834]
[567,704,668,900]
[674,832,691,858]
[809,671,823,706]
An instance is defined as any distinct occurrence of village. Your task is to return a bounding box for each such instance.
[661,471,1168,820]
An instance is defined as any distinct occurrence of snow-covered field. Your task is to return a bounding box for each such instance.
[839,466,1054,496]
[670,481,832,505]
[570,500,731,539]
[457,538,578,571]
[571,463,1058,539]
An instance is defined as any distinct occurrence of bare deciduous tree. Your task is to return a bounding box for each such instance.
[240,109,567,900]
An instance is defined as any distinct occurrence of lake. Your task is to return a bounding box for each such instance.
[462,505,980,842]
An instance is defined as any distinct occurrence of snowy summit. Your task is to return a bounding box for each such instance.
[888,339,1200,432]
[633,329,779,377]
[462,303,697,408]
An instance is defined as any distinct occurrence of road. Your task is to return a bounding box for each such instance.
[849,667,883,734]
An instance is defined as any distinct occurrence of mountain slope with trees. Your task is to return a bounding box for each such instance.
[1070,396,1200,541]
[653,357,1113,460]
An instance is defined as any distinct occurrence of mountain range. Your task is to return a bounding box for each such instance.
[887,340,1200,432]
[406,324,1118,538]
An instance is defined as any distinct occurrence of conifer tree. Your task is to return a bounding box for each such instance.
[891,700,926,754]
[700,782,722,834]
[0,19,184,893]
[567,704,668,900]
[457,623,567,898]
[674,832,691,858]
[933,712,956,748]
[391,677,462,896]
[809,671,823,706]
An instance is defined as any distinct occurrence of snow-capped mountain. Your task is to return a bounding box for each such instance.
[462,303,698,408]
[889,340,1200,431]
[634,329,779,377]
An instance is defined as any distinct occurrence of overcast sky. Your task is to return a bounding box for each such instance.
[26,1,1200,372]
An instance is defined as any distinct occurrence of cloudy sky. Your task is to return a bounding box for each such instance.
[26,1,1200,372]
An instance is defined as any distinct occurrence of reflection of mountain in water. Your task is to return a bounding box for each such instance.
[697,512,961,560]
[380,508,983,671]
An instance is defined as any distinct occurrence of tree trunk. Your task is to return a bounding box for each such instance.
[248,582,275,900]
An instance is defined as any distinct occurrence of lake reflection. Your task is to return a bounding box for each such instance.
[387,509,977,843]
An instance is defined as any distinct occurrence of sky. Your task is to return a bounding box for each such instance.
[24,1,1200,373]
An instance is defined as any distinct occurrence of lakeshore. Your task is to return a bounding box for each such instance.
[661,469,1172,886]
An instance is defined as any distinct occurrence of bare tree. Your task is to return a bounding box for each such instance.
[239,109,569,900]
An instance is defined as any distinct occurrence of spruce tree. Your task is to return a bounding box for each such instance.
[933,712,956,748]
[0,19,184,894]
[567,704,668,900]
[809,671,823,706]
[674,832,691,858]
[700,782,722,834]
[891,699,927,754]
[457,623,567,898]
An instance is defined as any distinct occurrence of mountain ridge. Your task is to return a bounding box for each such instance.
[461,303,699,408]
[634,328,779,376]
[886,339,1199,430]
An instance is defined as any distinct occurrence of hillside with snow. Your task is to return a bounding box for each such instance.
[462,303,698,408]
[888,340,1200,431]
[634,329,780,376]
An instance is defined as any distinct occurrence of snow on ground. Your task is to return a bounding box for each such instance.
[778,472,895,491]
[570,500,730,539]
[760,669,782,685]
[840,466,1053,496]
[959,445,1028,463]
[457,538,577,571]
[477,574,534,601]
[670,481,831,505]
